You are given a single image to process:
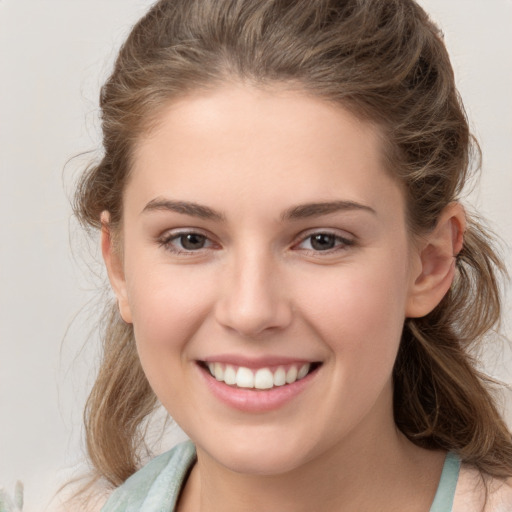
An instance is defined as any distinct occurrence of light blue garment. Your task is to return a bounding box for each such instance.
[100,441,196,512]
[101,442,460,511]
[429,452,461,512]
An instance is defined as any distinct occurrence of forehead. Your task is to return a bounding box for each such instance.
[127,83,403,220]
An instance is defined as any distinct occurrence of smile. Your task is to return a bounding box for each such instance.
[205,362,316,390]
[197,359,322,412]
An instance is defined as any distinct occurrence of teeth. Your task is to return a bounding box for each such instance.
[206,362,313,389]
[254,368,274,389]
[273,366,286,386]
[297,363,310,380]
[223,365,237,385]
[236,367,255,388]
[286,366,298,384]
[214,362,224,381]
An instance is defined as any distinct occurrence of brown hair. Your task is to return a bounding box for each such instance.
[74,0,512,489]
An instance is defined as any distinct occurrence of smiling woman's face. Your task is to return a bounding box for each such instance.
[105,84,423,475]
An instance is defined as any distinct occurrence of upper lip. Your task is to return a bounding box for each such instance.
[200,354,320,369]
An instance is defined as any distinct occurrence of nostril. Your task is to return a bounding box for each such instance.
[213,264,293,337]
[214,302,293,338]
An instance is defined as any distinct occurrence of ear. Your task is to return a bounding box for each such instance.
[405,203,466,318]
[101,211,133,324]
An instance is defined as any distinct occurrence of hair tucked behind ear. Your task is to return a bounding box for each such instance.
[73,0,511,491]
[394,217,512,477]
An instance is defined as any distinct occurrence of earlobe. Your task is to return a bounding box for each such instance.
[101,211,133,324]
[405,203,466,318]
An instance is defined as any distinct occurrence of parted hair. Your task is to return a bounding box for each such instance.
[74,0,512,488]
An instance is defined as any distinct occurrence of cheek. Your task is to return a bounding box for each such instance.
[299,256,411,436]
[296,251,410,371]
[125,265,219,420]
[126,263,215,367]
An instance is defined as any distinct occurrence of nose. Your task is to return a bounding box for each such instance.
[214,248,293,338]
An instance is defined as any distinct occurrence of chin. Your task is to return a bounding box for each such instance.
[220,451,307,476]
[199,431,319,476]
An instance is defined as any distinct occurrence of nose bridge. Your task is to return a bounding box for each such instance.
[216,243,292,337]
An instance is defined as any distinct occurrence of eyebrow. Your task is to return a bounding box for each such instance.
[281,201,376,221]
[141,198,375,222]
[142,198,226,221]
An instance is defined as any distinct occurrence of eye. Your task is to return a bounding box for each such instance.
[295,232,354,252]
[177,233,208,250]
[159,231,215,254]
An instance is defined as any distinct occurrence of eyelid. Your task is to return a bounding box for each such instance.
[156,227,356,255]
[158,228,219,254]
[292,229,355,252]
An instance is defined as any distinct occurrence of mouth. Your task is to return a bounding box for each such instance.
[198,361,322,390]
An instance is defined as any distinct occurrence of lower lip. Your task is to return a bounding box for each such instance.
[198,364,319,412]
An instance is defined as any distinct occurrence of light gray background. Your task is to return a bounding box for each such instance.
[1,1,511,510]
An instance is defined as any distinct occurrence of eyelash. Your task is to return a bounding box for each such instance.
[293,231,355,254]
[158,230,216,255]
[158,230,355,255]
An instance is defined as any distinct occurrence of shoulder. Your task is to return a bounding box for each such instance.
[485,476,512,512]
[453,463,512,512]
[100,441,196,512]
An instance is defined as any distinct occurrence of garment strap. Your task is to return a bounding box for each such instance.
[429,452,460,512]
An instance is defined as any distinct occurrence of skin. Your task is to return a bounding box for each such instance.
[103,83,466,511]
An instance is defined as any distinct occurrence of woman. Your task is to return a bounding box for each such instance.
[72,0,512,510]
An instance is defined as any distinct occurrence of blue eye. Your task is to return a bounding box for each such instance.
[297,232,353,252]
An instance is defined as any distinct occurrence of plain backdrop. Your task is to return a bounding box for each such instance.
[1,1,511,510]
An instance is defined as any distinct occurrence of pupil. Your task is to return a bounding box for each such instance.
[181,233,205,250]
[311,234,335,250]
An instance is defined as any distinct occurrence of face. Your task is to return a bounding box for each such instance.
[107,84,424,476]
